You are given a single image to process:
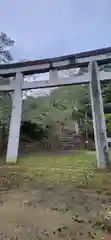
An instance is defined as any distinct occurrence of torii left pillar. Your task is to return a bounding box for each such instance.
[6,72,24,163]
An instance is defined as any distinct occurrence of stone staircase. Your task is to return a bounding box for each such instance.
[57,129,84,150]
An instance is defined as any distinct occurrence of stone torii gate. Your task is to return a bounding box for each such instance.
[0,47,111,168]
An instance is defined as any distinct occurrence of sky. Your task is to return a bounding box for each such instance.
[0,0,111,62]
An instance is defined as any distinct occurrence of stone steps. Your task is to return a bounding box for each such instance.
[58,131,83,150]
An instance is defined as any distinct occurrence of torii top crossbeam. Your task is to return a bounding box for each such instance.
[0,46,111,77]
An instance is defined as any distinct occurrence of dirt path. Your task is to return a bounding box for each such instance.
[0,186,110,239]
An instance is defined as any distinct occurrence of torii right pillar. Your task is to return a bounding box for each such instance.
[89,61,111,169]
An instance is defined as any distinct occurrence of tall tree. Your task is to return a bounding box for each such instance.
[0,32,14,155]
[0,32,14,63]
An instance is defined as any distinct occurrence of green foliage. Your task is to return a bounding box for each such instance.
[0,92,12,134]
[0,33,14,154]
[20,121,47,140]
[22,85,90,130]
[21,81,111,139]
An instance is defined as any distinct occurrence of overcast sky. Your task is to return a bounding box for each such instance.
[0,0,111,61]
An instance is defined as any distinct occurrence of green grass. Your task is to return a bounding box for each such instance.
[0,150,110,191]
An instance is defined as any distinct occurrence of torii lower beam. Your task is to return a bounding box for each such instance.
[0,70,111,92]
[89,61,110,168]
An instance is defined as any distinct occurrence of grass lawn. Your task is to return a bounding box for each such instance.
[0,151,110,239]
[0,150,111,191]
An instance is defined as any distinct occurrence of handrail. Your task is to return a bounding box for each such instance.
[0,46,111,77]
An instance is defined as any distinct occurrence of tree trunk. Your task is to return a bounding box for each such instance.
[1,123,5,156]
